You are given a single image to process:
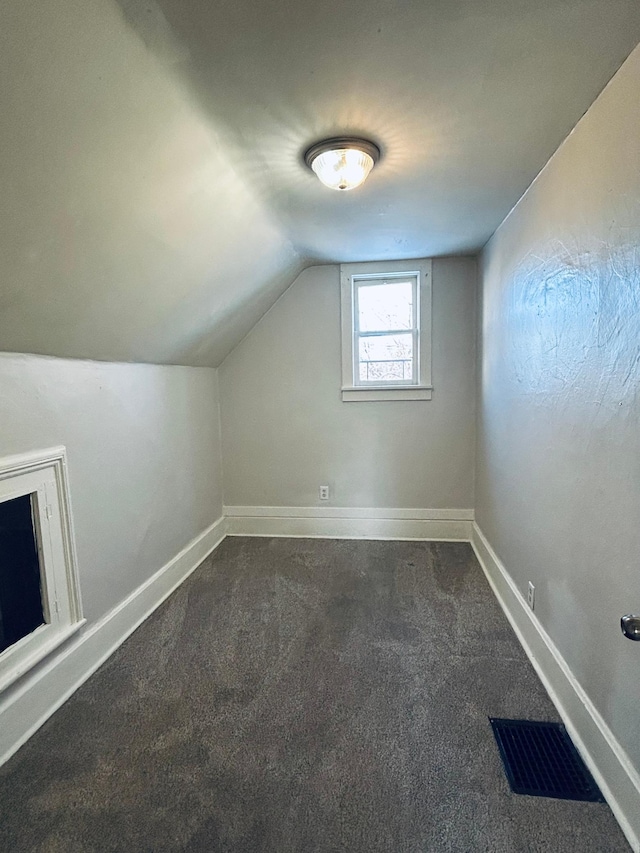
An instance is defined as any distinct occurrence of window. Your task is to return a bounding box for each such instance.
[0,447,84,694]
[340,259,432,401]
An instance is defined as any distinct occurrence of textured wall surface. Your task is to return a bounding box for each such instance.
[220,259,476,510]
[477,45,640,768]
[0,354,223,623]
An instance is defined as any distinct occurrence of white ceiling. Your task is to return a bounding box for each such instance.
[152,0,640,260]
[1,0,639,366]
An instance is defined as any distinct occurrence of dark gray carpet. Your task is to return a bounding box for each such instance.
[0,538,629,852]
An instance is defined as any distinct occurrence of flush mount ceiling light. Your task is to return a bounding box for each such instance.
[304,137,380,191]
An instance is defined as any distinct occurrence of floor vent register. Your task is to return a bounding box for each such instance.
[489,718,604,802]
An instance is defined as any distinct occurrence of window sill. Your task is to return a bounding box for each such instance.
[0,618,86,694]
[341,385,433,402]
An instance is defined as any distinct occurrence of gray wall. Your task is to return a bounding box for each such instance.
[0,0,300,367]
[0,354,223,623]
[476,45,640,769]
[220,259,476,509]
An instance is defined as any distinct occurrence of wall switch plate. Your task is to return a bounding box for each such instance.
[319,485,329,501]
[527,581,535,610]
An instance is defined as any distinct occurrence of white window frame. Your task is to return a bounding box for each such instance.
[340,258,433,401]
[0,447,84,694]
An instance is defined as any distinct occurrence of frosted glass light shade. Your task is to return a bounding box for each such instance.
[304,138,380,191]
[311,148,374,191]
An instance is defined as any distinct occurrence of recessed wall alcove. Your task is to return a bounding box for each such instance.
[0,448,84,693]
[0,493,45,653]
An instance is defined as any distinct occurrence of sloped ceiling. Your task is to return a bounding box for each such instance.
[1,0,639,367]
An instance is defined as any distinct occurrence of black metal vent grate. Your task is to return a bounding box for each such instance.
[490,718,604,802]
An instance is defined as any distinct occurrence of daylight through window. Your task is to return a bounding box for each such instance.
[340,259,433,402]
[355,276,418,384]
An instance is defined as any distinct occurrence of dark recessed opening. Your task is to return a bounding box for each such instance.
[0,494,45,653]
[490,717,604,802]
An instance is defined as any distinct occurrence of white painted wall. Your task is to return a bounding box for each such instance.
[0,0,300,367]
[476,42,640,776]
[0,354,223,624]
[220,259,476,510]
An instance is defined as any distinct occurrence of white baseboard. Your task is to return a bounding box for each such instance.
[0,515,227,768]
[224,505,474,541]
[471,522,640,853]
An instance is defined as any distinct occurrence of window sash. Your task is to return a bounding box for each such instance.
[353,274,420,386]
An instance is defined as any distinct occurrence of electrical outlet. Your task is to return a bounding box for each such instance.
[527,581,535,611]
[319,485,329,501]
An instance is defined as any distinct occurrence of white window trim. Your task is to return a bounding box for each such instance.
[0,446,85,694]
[340,258,433,401]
